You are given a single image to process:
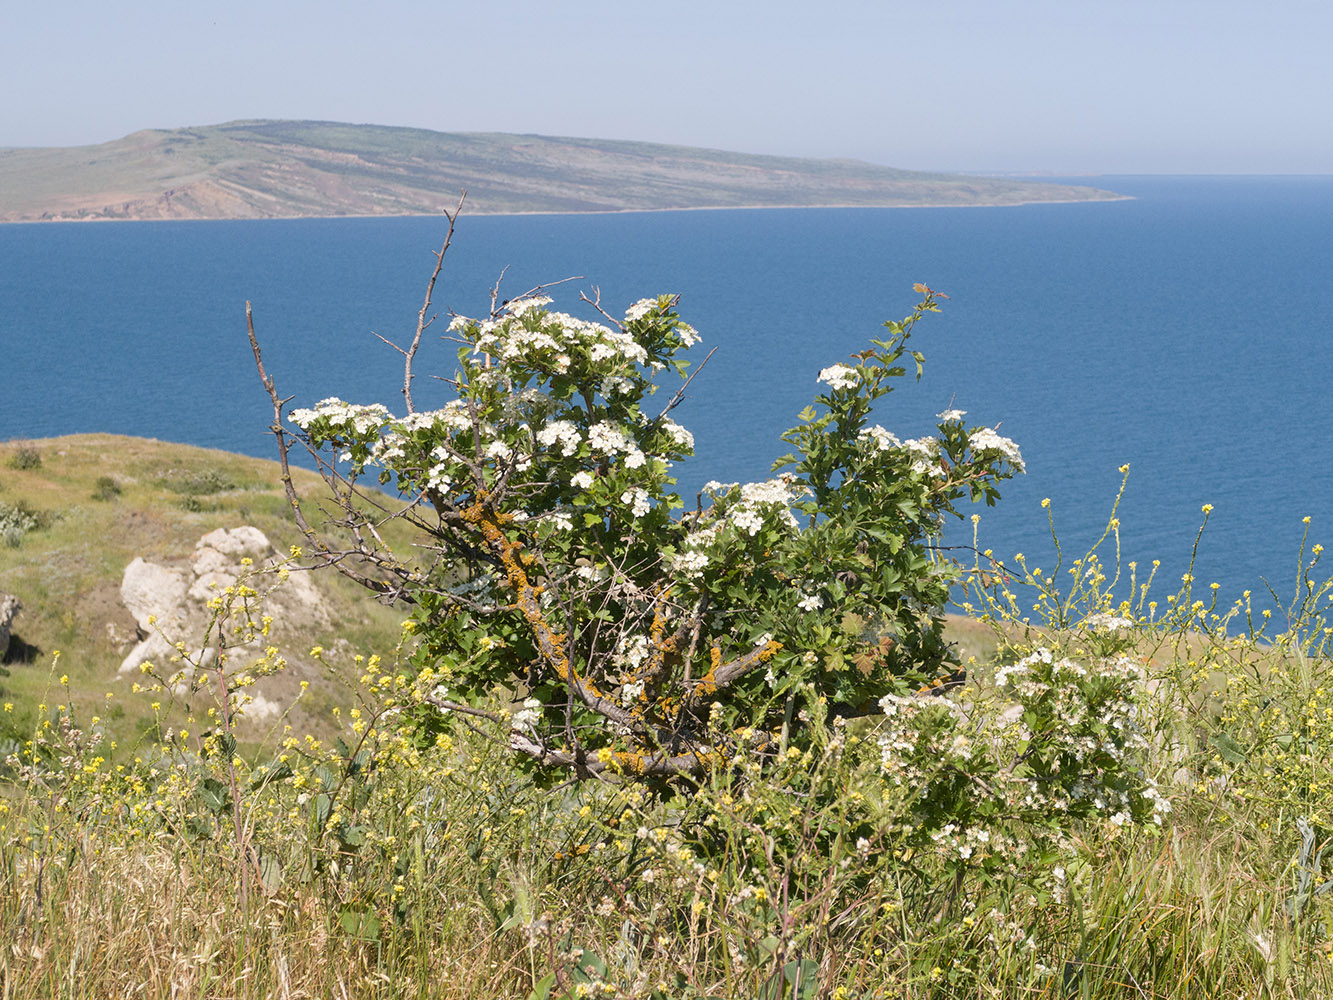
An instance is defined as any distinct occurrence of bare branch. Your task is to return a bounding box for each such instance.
[403,193,466,413]
[656,346,718,421]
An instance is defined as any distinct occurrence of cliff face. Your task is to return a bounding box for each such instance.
[0,119,1125,222]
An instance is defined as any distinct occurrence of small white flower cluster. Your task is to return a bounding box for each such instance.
[588,420,647,468]
[616,634,651,672]
[797,592,823,612]
[1084,611,1135,632]
[289,398,392,436]
[937,408,967,423]
[458,301,650,372]
[511,697,543,734]
[536,419,581,457]
[929,822,993,861]
[621,487,650,518]
[817,363,860,390]
[623,297,660,323]
[660,417,694,452]
[901,437,939,475]
[857,425,901,453]
[725,478,803,537]
[969,427,1025,473]
[670,548,711,579]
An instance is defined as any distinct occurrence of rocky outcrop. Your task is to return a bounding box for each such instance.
[117,528,330,720]
[0,591,20,658]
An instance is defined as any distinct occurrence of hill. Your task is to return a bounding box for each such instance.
[0,434,414,746]
[0,119,1124,221]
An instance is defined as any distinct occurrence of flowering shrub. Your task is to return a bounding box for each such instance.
[262,278,1025,779]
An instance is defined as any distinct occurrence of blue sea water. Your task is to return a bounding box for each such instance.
[2,176,1330,610]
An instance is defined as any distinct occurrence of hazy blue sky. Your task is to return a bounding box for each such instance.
[3,0,1329,173]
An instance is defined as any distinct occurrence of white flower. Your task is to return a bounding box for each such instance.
[621,488,650,518]
[817,364,859,390]
[661,418,694,452]
[425,463,453,491]
[507,295,552,317]
[624,297,660,322]
[1084,612,1134,632]
[571,470,594,490]
[901,437,939,475]
[671,549,710,579]
[624,449,647,469]
[702,480,737,495]
[618,635,651,671]
[600,375,634,397]
[588,421,632,455]
[511,697,543,733]
[797,593,823,612]
[858,425,900,452]
[753,632,773,647]
[969,427,1025,472]
[536,419,582,456]
[937,408,967,423]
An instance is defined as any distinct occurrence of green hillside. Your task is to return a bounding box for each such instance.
[0,434,411,746]
[0,119,1125,221]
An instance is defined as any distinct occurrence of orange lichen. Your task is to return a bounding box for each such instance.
[465,497,618,709]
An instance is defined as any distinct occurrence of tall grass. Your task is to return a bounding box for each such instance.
[2,502,1332,999]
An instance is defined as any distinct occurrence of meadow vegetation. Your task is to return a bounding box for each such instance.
[1,259,1331,998]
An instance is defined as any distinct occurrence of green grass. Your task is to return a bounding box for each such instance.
[3,447,1331,998]
[0,434,410,748]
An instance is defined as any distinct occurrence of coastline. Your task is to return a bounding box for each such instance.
[0,192,1134,225]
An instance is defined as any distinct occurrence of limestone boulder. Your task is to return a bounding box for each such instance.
[118,526,329,678]
[0,591,20,657]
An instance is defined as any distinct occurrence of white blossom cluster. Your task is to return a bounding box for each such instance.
[621,487,651,518]
[817,364,860,390]
[289,398,392,436]
[857,425,902,453]
[719,478,804,537]
[877,643,1169,853]
[454,297,650,371]
[1083,611,1136,631]
[536,419,581,457]
[901,437,939,475]
[968,427,1025,473]
[669,522,723,580]
[510,697,543,734]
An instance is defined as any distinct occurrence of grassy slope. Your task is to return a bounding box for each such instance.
[0,433,994,742]
[0,119,1125,221]
[0,434,411,744]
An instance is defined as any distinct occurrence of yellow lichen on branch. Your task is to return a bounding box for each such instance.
[463,496,636,728]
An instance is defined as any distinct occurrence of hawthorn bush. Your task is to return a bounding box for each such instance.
[258,262,1027,780]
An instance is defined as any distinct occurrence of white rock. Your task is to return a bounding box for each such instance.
[120,558,188,631]
[197,526,270,557]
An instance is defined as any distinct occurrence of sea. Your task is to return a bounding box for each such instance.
[2,175,1331,614]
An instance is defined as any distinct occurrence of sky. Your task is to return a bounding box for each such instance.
[2,0,1329,174]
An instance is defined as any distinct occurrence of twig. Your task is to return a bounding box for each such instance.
[656,346,717,421]
[370,193,466,413]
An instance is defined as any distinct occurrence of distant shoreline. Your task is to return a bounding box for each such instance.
[1,193,1135,226]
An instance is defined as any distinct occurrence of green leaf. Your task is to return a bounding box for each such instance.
[258,852,283,892]
[198,777,229,814]
[783,958,821,998]
[1211,732,1248,764]
[527,971,557,1000]
[338,905,381,941]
